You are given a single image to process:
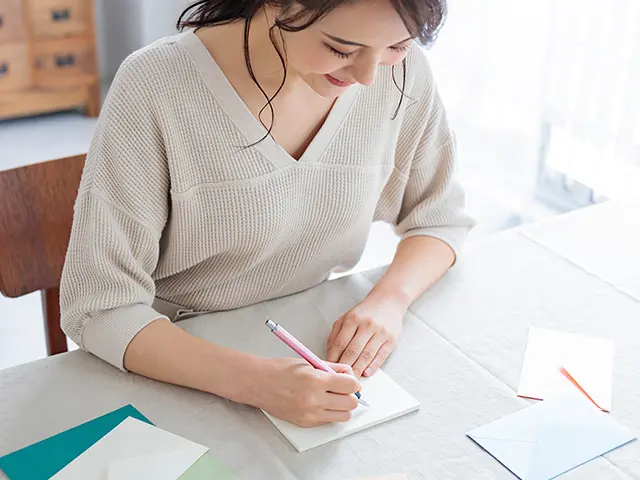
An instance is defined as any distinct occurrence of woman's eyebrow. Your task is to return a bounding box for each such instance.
[323,32,412,48]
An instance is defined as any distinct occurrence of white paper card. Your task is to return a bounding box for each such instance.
[517,328,614,411]
[263,370,420,452]
[51,417,208,480]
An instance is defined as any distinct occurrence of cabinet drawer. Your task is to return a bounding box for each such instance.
[27,0,90,38]
[0,43,30,93]
[33,38,96,87]
[0,0,25,43]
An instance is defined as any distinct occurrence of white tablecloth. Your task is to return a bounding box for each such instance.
[2,202,639,479]
[520,200,640,300]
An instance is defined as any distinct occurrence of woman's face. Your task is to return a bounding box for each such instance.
[279,0,414,98]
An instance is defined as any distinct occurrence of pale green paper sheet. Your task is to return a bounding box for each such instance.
[178,454,239,479]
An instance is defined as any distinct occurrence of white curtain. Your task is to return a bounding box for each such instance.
[542,0,640,200]
[426,0,640,208]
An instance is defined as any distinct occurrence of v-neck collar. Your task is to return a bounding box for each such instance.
[176,30,361,168]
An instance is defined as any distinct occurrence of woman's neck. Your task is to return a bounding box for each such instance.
[197,9,305,97]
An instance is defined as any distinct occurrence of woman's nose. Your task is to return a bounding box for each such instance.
[351,56,379,86]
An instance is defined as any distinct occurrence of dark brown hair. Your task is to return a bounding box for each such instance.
[178,0,447,143]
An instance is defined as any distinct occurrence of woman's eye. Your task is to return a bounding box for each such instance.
[389,44,411,53]
[324,44,355,60]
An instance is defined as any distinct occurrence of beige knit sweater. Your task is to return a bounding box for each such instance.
[60,31,475,370]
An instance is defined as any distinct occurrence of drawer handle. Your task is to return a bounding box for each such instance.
[51,8,72,22]
[0,63,8,77]
[0,14,4,29]
[55,54,76,68]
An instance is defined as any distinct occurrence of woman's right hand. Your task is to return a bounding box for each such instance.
[251,358,362,427]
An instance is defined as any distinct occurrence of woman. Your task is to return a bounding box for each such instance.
[60,0,474,427]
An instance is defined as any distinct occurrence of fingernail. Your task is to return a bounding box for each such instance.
[364,368,372,376]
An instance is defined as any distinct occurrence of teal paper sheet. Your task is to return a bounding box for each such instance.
[0,405,151,480]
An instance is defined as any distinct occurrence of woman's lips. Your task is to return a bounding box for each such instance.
[325,74,354,87]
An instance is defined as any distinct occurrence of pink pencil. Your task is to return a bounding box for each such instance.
[265,319,369,407]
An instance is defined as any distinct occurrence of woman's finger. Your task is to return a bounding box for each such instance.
[351,333,386,377]
[326,316,344,352]
[321,369,361,395]
[363,341,394,377]
[338,327,374,367]
[322,391,360,411]
[326,320,358,363]
[325,362,355,376]
[321,409,354,424]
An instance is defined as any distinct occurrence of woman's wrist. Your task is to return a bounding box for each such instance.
[201,345,265,406]
[365,285,412,311]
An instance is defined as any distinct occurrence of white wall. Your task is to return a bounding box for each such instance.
[140,0,192,49]
[93,0,192,84]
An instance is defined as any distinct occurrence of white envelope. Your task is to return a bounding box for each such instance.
[468,385,637,480]
[517,328,614,411]
[51,417,208,480]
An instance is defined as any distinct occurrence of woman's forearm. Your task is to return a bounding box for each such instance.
[123,319,260,404]
[121,237,453,401]
[367,235,455,306]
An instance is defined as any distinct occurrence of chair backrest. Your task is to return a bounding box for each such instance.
[0,155,85,298]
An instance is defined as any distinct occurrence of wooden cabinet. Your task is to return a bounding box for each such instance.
[33,37,96,87]
[0,43,30,92]
[0,0,26,43]
[27,0,91,38]
[0,0,100,120]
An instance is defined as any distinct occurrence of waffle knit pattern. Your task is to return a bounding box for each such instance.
[60,31,475,370]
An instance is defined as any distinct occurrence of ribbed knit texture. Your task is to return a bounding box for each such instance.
[60,31,475,370]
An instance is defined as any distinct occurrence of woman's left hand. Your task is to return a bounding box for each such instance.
[326,293,409,378]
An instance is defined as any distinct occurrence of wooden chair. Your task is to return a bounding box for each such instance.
[0,154,86,356]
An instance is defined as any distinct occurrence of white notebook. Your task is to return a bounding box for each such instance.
[263,370,420,452]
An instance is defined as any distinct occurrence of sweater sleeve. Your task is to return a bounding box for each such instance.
[60,50,171,370]
[394,54,476,260]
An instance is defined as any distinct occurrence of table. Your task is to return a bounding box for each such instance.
[2,201,639,479]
